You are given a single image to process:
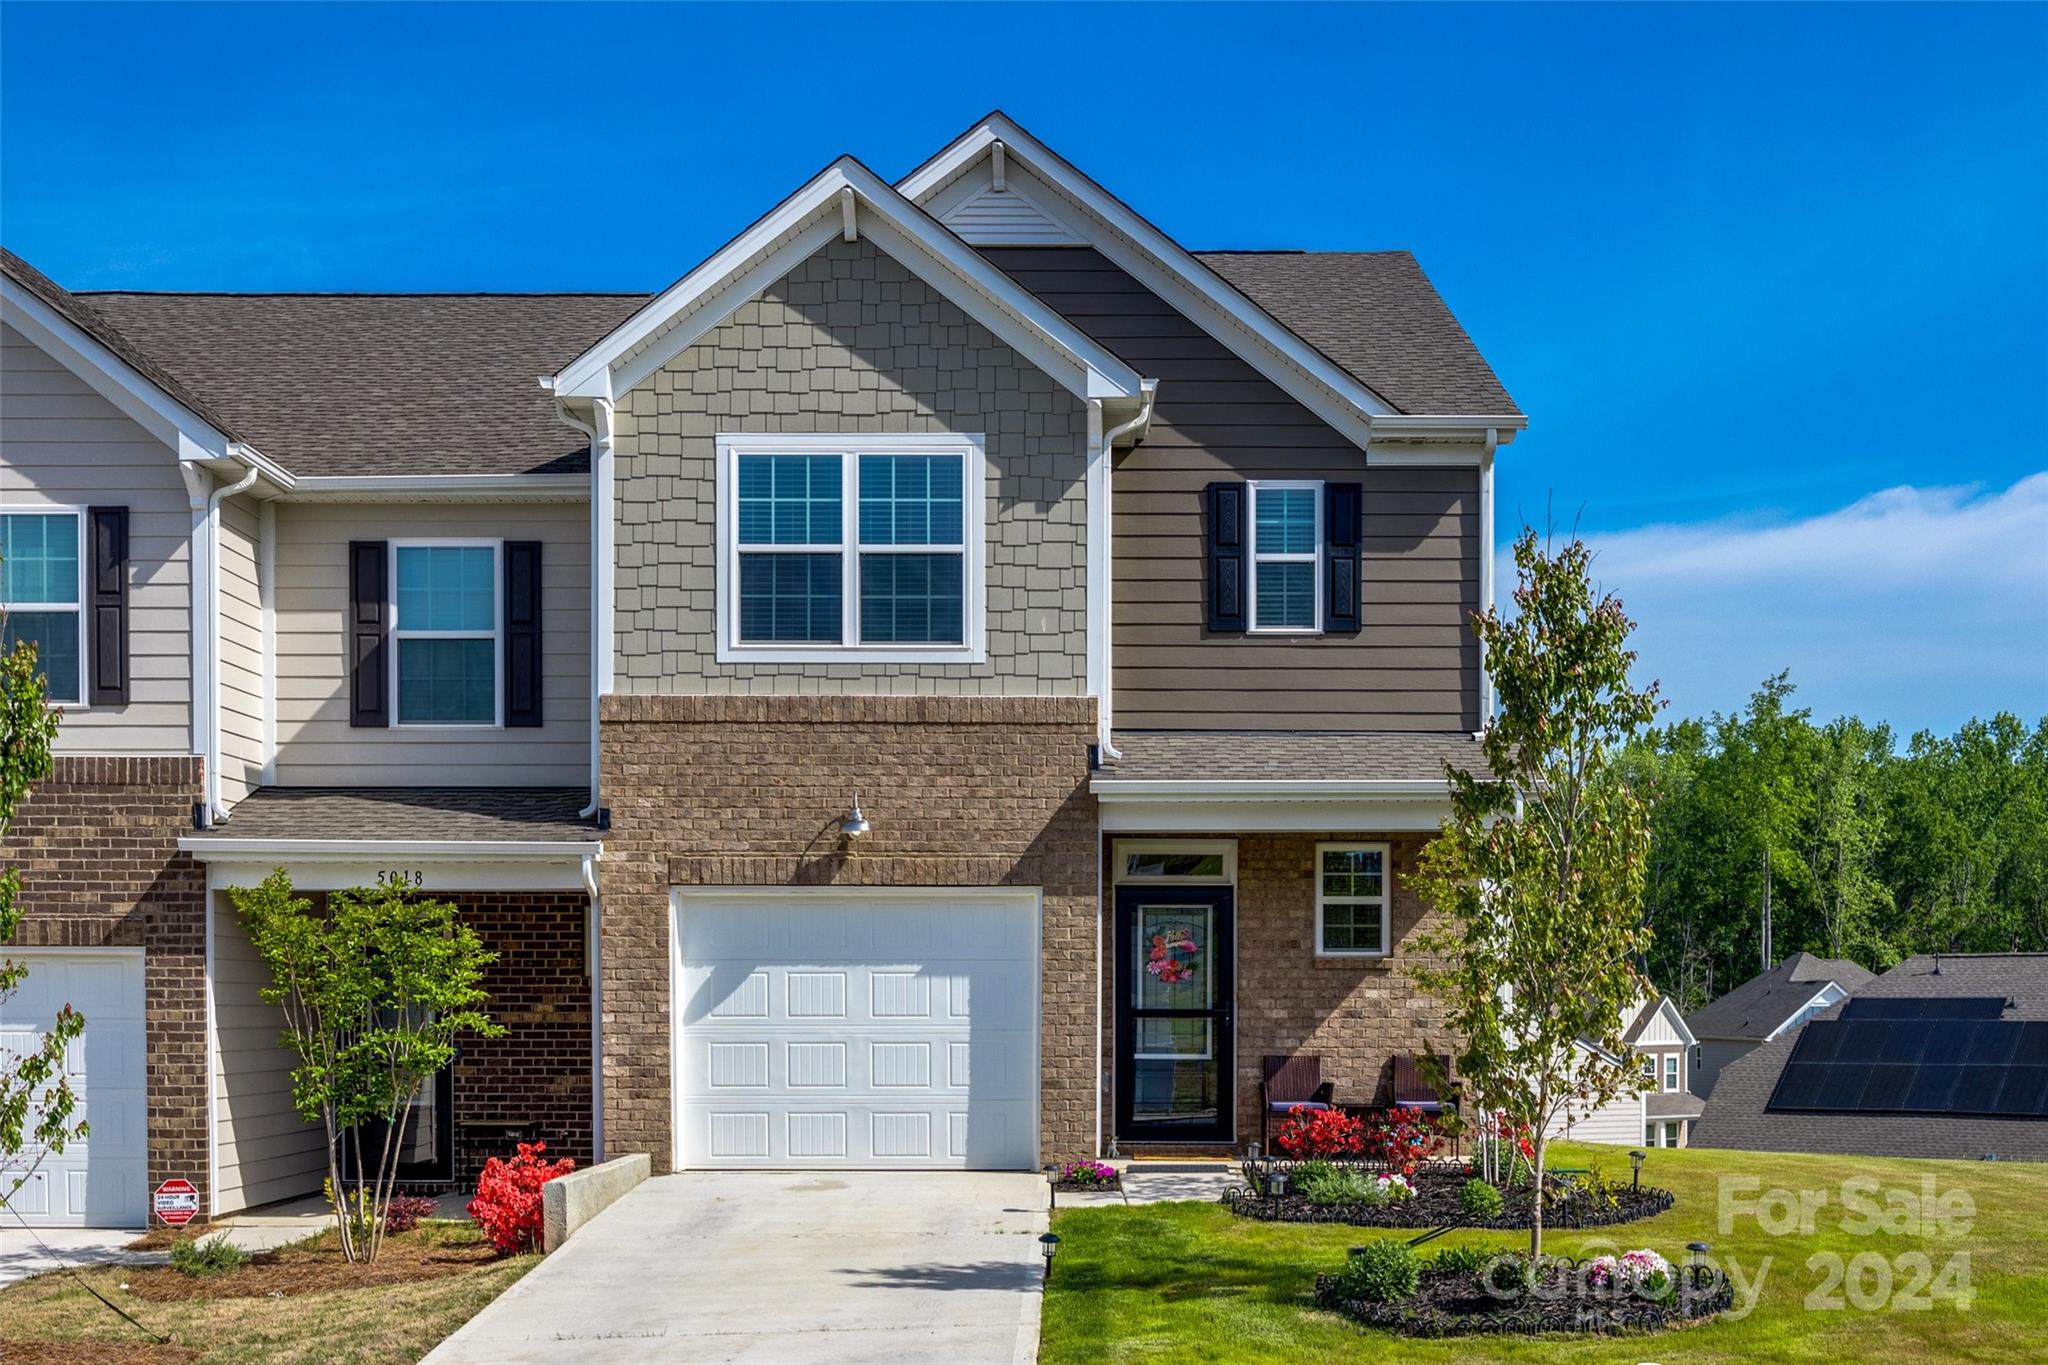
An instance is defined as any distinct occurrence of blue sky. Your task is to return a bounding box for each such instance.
[3,2,2043,734]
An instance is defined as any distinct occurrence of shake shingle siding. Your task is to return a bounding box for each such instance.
[982,247,1479,732]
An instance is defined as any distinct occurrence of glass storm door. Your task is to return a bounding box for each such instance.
[1115,885,1234,1142]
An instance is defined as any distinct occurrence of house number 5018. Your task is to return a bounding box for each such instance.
[377,869,426,887]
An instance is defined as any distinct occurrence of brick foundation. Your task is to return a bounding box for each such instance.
[1,756,210,1211]
[598,693,1099,1164]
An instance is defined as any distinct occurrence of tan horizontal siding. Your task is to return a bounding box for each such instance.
[981,247,1482,732]
[217,494,264,803]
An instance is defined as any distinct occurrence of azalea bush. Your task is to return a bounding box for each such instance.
[1271,1106,1367,1159]
[467,1141,575,1255]
[1058,1159,1118,1187]
[1361,1106,1445,1174]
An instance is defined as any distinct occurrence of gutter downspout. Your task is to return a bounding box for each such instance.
[205,462,261,823]
[554,399,611,820]
[1093,383,1155,764]
[580,851,604,1161]
[1477,426,1498,735]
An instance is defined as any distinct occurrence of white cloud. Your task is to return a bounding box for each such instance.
[1513,474,2048,734]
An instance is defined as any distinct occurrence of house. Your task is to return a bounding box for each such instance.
[0,112,1524,1227]
[1545,993,1701,1149]
[1692,954,2048,1162]
[1686,952,1876,1097]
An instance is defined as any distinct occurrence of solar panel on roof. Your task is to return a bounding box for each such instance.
[1767,1003,2047,1120]
[1949,1065,2005,1113]
[2016,1022,2048,1065]
[1992,1066,2048,1117]
[1843,996,2005,1020]
[1861,1064,1916,1110]
[1878,1025,1928,1064]
[1772,1062,1827,1109]
[1966,1025,2020,1067]
[1904,1064,1961,1111]
[1790,1020,1844,1064]
[1838,1021,1888,1063]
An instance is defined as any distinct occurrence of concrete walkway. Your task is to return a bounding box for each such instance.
[0,1226,164,1288]
[426,1171,1048,1364]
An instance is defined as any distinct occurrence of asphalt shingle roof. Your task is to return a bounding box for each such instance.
[201,787,598,843]
[1195,251,1521,417]
[1686,952,1878,1042]
[76,291,642,477]
[1104,730,1488,783]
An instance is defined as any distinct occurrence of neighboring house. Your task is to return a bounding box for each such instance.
[1687,952,1876,1098]
[0,112,1526,1227]
[1692,954,2048,1162]
[1546,994,1700,1149]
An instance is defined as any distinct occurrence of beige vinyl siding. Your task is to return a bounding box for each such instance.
[211,894,324,1213]
[1551,1090,1648,1146]
[271,500,590,786]
[217,493,264,803]
[979,248,1480,732]
[0,319,192,753]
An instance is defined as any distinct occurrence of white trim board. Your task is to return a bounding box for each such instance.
[546,157,1147,408]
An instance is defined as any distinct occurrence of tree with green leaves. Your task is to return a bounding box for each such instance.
[231,871,502,1262]
[1412,529,1660,1260]
[1,625,88,1211]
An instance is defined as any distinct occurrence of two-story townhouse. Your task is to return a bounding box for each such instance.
[2,113,1524,1226]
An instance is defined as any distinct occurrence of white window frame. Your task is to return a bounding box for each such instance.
[1642,1053,1657,1082]
[1314,840,1392,958]
[1664,1052,1680,1092]
[1663,1120,1681,1148]
[1246,479,1322,634]
[388,538,503,729]
[1645,1121,1657,1147]
[0,506,88,708]
[714,432,987,664]
[1111,838,1237,886]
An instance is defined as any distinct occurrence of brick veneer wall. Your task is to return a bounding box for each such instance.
[610,234,1089,695]
[1,757,210,1211]
[448,891,594,1180]
[1103,831,1455,1151]
[598,693,1098,1164]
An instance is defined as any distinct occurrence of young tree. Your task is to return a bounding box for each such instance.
[1412,530,1660,1260]
[1,626,88,1211]
[232,871,502,1262]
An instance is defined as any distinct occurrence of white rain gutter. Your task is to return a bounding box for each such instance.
[551,396,613,820]
[1478,426,1498,733]
[1091,382,1156,762]
[581,851,605,1161]
[180,456,262,825]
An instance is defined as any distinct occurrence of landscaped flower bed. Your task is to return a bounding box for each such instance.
[1314,1245,1732,1337]
[1226,1161,1673,1230]
[1051,1159,1123,1193]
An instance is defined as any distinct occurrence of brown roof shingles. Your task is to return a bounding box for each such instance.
[199,787,598,843]
[1105,730,1488,783]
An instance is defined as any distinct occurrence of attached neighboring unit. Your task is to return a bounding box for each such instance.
[2,110,1530,1220]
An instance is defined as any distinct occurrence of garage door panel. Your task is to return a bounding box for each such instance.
[679,895,1038,1170]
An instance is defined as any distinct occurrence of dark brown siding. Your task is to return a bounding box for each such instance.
[981,248,1479,732]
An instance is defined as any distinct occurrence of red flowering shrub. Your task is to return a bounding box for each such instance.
[467,1141,576,1254]
[1272,1105,1368,1159]
[383,1193,441,1236]
[1361,1106,1446,1175]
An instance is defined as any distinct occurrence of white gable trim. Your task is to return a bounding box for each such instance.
[546,157,1146,406]
[1762,982,1849,1041]
[938,178,1085,245]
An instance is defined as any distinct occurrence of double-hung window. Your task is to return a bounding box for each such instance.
[718,434,984,662]
[1248,480,1321,632]
[1,510,84,705]
[1316,841,1391,956]
[1664,1052,1680,1092]
[391,542,500,725]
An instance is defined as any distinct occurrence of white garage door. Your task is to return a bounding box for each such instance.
[676,891,1038,1169]
[0,950,147,1226]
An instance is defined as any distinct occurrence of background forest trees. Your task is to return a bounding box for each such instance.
[1627,673,2048,1010]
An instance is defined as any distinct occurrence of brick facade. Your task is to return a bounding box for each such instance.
[1,756,210,1210]
[598,693,1098,1164]
[1104,831,1455,1152]
[448,891,595,1180]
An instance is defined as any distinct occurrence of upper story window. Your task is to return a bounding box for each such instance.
[1,510,83,705]
[1249,481,1321,632]
[392,542,499,726]
[716,433,986,664]
[1664,1051,1681,1091]
[1316,841,1390,956]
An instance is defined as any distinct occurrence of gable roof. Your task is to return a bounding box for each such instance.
[1623,994,1698,1048]
[81,291,637,478]
[1686,952,1879,1041]
[1195,252,1520,417]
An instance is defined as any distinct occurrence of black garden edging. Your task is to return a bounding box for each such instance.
[1225,1165,1674,1230]
[1315,1263,1733,1338]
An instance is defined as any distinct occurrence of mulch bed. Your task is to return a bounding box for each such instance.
[1226,1165,1673,1230]
[1316,1263,1732,1337]
[1052,1177,1123,1194]
[0,1344,202,1364]
[119,1232,506,1303]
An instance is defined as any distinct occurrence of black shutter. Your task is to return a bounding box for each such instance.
[1205,481,1246,633]
[348,541,388,727]
[1324,481,1362,634]
[86,505,129,705]
[504,540,543,728]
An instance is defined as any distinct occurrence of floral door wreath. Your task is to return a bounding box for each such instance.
[1145,925,1203,984]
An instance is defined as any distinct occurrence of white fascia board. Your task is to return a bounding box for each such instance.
[1762,985,1845,1041]
[1091,778,1453,799]
[179,837,602,860]
[1662,999,1700,1048]
[549,157,1145,406]
[278,472,589,502]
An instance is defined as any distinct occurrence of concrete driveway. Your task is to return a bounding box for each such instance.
[426,1171,1048,1364]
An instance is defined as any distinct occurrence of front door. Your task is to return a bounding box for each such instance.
[1115,886,1234,1143]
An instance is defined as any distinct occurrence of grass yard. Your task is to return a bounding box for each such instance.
[0,1221,537,1365]
[1042,1142,2048,1363]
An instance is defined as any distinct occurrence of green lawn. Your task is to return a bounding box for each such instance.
[1042,1143,2048,1363]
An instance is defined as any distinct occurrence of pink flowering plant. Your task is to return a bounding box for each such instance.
[1586,1248,1675,1300]
[1058,1159,1119,1187]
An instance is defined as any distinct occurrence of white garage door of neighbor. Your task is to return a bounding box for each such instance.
[0,950,147,1226]
[677,892,1039,1169]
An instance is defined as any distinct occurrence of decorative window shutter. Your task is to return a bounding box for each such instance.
[504,540,543,728]
[1324,482,1362,634]
[1205,481,1247,633]
[348,540,389,728]
[86,505,129,705]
